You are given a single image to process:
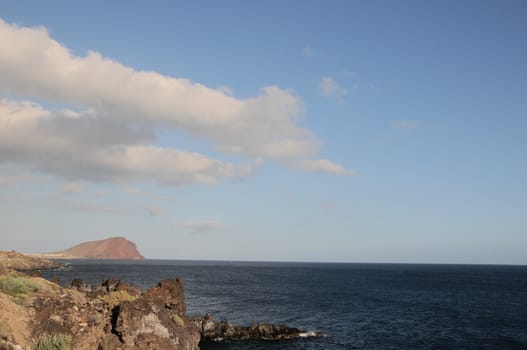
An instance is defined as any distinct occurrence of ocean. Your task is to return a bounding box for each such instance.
[42,261,527,349]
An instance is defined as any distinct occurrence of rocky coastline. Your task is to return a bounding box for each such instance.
[0,254,319,350]
[0,251,63,272]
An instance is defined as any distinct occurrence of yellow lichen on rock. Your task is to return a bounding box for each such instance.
[98,290,136,308]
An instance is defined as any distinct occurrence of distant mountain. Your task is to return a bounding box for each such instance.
[56,237,144,260]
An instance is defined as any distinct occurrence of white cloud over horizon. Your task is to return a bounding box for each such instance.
[62,182,84,194]
[290,159,355,176]
[174,221,226,234]
[126,188,145,196]
[143,205,165,216]
[0,19,352,185]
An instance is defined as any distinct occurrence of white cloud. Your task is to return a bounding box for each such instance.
[0,19,317,159]
[62,182,84,194]
[126,188,145,196]
[319,76,348,103]
[0,19,350,183]
[144,205,165,216]
[0,100,259,185]
[175,220,226,234]
[391,120,422,129]
[217,85,234,96]
[289,159,355,176]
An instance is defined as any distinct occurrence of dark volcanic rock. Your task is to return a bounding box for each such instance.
[144,278,187,315]
[195,315,317,342]
[110,279,200,350]
[31,278,200,350]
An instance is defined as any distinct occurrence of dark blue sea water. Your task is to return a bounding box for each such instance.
[42,261,527,349]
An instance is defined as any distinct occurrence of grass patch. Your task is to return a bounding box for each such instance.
[98,290,136,308]
[33,333,72,350]
[0,273,43,301]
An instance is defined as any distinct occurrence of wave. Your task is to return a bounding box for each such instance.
[298,331,322,338]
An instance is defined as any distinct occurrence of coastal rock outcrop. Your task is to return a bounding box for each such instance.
[31,278,200,350]
[1,253,318,349]
[195,314,317,342]
[111,279,200,349]
[0,250,61,271]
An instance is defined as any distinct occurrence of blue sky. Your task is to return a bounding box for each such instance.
[0,1,526,263]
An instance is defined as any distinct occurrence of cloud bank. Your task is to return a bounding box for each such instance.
[62,182,84,194]
[0,100,255,184]
[290,159,354,176]
[0,19,352,184]
[175,221,226,234]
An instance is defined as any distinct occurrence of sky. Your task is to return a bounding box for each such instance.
[0,1,526,264]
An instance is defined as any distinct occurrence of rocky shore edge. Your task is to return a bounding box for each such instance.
[0,255,320,349]
[0,250,63,272]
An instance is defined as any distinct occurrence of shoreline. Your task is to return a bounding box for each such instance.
[0,252,317,350]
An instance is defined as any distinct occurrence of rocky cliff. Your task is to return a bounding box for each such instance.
[0,273,200,349]
[57,236,145,260]
[0,270,314,349]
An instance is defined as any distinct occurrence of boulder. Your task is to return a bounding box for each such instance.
[143,279,186,315]
[110,279,200,350]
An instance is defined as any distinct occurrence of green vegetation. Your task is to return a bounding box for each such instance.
[98,290,136,308]
[33,333,72,350]
[170,313,185,327]
[0,273,43,302]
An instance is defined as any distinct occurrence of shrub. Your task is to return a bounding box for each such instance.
[0,273,42,301]
[33,333,72,350]
[170,314,185,327]
[98,290,136,308]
